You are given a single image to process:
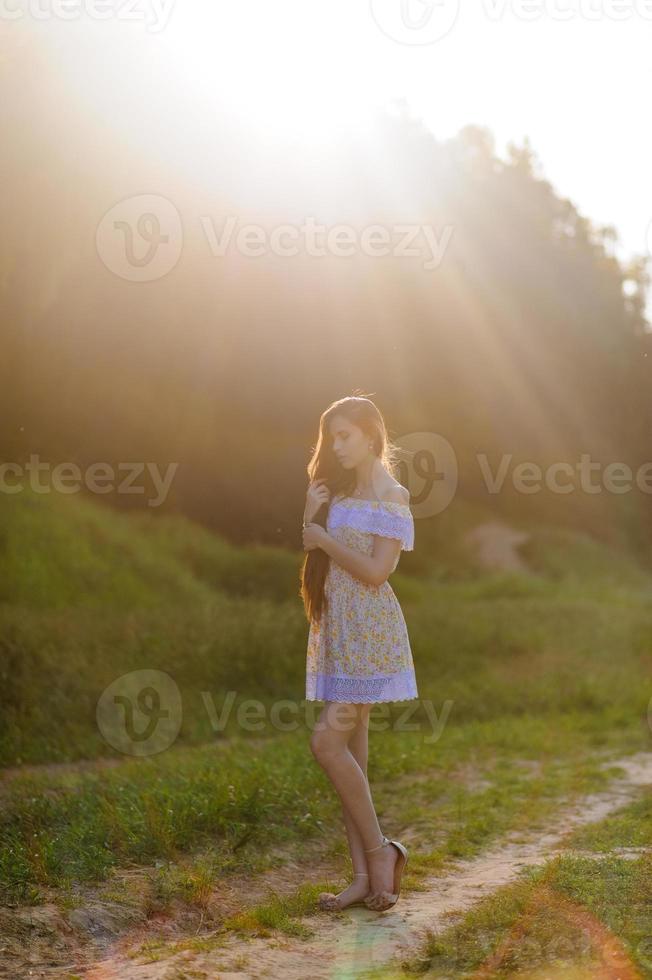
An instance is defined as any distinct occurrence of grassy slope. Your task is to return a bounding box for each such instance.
[1,485,651,766]
[1,485,651,970]
[0,485,301,609]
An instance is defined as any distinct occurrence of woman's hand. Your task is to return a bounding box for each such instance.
[303,522,327,551]
[304,478,330,522]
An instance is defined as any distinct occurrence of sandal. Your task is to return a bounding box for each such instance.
[363,835,408,911]
[318,872,370,911]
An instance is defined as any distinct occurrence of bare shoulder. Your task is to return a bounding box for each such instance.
[379,482,410,505]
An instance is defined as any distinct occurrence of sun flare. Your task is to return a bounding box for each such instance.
[154,2,384,148]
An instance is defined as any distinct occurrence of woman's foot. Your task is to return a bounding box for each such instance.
[318,872,370,911]
[363,836,399,909]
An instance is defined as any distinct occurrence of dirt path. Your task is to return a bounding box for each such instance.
[80,750,652,980]
[464,521,531,572]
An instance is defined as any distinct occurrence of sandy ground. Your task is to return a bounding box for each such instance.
[62,749,651,980]
[463,522,532,572]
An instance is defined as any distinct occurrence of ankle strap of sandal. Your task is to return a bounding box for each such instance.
[364,835,390,854]
[353,871,369,876]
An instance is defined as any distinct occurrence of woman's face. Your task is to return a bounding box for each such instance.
[328,414,370,469]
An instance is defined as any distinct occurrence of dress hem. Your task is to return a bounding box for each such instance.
[304,695,420,704]
[305,669,418,704]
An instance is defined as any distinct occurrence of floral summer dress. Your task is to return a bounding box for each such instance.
[305,493,418,703]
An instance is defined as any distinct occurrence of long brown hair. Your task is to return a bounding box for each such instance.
[299,393,403,624]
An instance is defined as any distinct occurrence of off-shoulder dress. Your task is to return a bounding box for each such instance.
[305,493,418,703]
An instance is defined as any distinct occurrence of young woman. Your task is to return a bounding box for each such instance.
[300,394,418,913]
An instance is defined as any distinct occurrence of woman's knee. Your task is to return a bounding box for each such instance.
[310,717,354,760]
[310,728,339,761]
[309,728,323,758]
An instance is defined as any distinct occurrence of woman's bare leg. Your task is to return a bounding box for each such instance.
[310,701,397,902]
[316,705,372,907]
[340,705,371,873]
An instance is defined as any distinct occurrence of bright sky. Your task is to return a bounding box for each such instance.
[154,0,652,312]
[20,0,652,316]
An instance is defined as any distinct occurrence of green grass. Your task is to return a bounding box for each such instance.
[404,856,652,977]
[563,787,652,852]
[0,483,303,610]
[0,485,213,610]
[405,792,652,979]
[127,507,303,602]
[0,710,645,908]
[520,524,652,594]
[1,487,651,765]
[1,483,652,972]
[2,580,650,765]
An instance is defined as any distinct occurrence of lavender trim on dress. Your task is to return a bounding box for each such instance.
[328,500,414,550]
[305,669,418,703]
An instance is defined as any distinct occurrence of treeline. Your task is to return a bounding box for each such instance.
[1,29,651,553]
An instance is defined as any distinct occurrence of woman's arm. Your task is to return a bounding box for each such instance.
[317,531,401,587]
[318,484,408,585]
